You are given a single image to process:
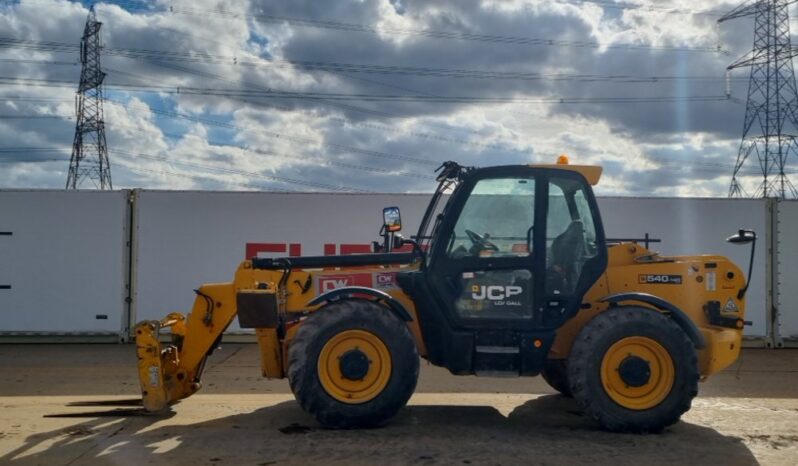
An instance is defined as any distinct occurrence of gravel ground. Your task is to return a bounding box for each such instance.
[0,344,796,465]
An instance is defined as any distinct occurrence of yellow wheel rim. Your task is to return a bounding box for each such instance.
[317,329,392,404]
[600,336,675,410]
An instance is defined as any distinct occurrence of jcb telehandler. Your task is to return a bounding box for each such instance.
[135,158,755,433]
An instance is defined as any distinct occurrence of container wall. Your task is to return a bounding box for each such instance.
[131,191,431,332]
[0,190,129,336]
[775,200,798,345]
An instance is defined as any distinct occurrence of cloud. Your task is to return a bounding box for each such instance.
[0,0,770,196]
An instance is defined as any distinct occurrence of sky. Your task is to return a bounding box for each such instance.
[0,0,773,196]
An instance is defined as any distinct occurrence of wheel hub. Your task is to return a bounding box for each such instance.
[339,348,370,381]
[618,355,651,387]
[599,336,675,410]
[317,329,392,404]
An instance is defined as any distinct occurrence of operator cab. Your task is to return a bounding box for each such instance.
[393,159,608,376]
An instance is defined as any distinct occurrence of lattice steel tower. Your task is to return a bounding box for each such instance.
[720,0,798,198]
[66,6,111,190]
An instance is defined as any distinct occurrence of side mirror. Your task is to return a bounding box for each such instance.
[726,229,757,300]
[383,206,402,233]
[726,229,756,244]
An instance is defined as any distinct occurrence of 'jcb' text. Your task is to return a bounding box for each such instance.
[471,285,523,304]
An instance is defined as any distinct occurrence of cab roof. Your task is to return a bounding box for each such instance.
[526,164,603,185]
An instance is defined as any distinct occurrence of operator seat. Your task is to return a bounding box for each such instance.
[549,220,586,293]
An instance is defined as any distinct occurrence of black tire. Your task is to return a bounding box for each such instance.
[287,299,419,428]
[541,359,572,397]
[567,306,699,433]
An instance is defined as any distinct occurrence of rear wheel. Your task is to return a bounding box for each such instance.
[541,359,572,397]
[288,299,419,428]
[567,306,698,433]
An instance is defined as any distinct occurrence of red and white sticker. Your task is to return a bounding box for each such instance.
[374,272,397,289]
[317,273,373,293]
[316,271,399,293]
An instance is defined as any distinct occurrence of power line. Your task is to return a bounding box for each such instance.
[0,35,740,159]
[551,0,726,17]
[0,95,72,103]
[0,75,735,104]
[0,146,70,152]
[1,0,727,18]
[98,33,586,156]
[106,60,426,132]
[645,152,798,175]
[96,10,741,155]
[0,4,722,54]
[0,58,79,66]
[0,78,741,184]
[110,57,732,158]
[0,20,740,160]
[0,114,70,119]
[3,145,783,178]
[0,89,458,171]
[0,158,64,163]
[0,146,70,164]
[0,101,750,180]
[0,38,740,83]
[91,61,535,157]
[161,6,723,53]
[0,4,748,194]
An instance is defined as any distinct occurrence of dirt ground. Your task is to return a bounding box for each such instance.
[0,345,796,466]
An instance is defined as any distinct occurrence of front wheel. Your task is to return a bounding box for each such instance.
[287,299,419,428]
[567,306,699,433]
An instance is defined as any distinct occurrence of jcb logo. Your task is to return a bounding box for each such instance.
[471,285,523,300]
[638,274,682,285]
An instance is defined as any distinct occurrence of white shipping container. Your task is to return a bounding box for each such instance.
[0,190,129,336]
[775,200,798,345]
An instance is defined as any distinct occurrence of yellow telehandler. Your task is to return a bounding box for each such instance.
[135,158,755,433]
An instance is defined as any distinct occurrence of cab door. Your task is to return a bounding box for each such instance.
[427,170,543,328]
[542,174,606,328]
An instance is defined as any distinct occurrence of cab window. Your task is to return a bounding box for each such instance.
[546,177,598,295]
[446,177,535,258]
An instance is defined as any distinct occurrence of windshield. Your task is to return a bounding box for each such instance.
[446,177,535,258]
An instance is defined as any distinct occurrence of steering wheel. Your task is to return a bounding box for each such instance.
[465,229,499,253]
